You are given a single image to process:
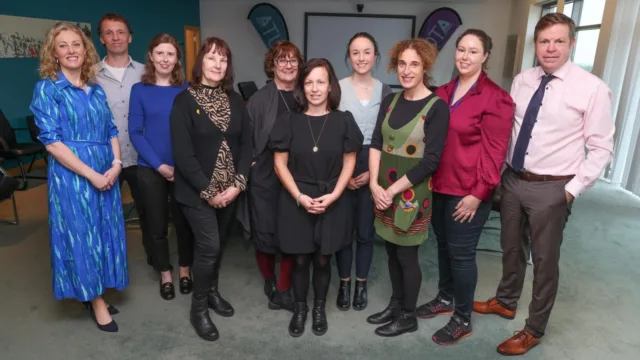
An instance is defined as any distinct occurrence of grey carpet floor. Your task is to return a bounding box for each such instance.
[0,178,639,360]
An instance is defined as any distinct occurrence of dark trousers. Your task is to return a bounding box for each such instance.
[386,242,422,311]
[433,192,493,322]
[182,200,236,300]
[119,165,153,260]
[335,186,375,280]
[137,166,194,272]
[496,170,573,338]
[336,146,375,279]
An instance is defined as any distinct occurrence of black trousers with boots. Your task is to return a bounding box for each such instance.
[182,200,237,302]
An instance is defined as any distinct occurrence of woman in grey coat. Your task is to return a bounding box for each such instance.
[246,41,303,312]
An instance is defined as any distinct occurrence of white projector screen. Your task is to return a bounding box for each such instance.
[304,13,416,88]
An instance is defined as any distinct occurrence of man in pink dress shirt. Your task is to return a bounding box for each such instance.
[473,13,615,356]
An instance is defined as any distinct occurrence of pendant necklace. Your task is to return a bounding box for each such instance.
[306,112,329,153]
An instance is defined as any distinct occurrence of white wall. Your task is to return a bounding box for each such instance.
[200,0,513,89]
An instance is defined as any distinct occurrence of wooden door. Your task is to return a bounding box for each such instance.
[184,26,201,82]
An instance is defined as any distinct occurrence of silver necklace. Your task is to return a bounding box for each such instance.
[278,89,291,113]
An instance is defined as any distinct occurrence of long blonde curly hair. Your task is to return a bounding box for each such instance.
[38,22,100,84]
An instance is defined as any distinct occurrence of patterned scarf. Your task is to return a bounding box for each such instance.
[188,84,246,200]
[189,84,231,132]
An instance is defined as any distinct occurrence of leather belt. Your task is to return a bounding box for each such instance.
[508,167,574,182]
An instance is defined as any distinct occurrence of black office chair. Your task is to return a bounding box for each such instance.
[237,81,259,101]
[477,182,533,265]
[0,158,20,225]
[486,182,503,231]
[0,109,47,190]
[476,183,503,255]
[25,115,48,174]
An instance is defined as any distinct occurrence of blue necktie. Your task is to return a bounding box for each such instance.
[511,75,555,172]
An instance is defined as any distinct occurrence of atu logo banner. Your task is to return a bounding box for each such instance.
[418,7,463,51]
[247,3,290,48]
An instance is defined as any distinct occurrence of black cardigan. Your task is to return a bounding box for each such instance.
[169,87,252,207]
[247,81,279,160]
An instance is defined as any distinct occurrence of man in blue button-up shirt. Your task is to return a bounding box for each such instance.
[94,13,153,266]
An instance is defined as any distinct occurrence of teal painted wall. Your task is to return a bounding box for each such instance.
[0,0,200,169]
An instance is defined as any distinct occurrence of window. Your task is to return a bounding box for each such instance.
[539,0,607,72]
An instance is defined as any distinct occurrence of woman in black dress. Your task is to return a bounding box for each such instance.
[271,58,363,337]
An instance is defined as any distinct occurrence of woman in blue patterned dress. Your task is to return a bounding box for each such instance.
[29,22,128,333]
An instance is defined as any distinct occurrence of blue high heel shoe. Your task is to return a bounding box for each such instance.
[83,302,119,332]
[83,301,119,315]
[92,312,119,333]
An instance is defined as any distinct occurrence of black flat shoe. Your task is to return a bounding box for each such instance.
[367,298,401,325]
[374,310,418,337]
[83,302,119,315]
[160,281,175,300]
[352,280,368,311]
[179,276,193,295]
[336,280,351,311]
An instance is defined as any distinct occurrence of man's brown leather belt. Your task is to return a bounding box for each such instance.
[508,167,575,182]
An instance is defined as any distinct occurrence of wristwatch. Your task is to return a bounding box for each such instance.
[112,159,123,166]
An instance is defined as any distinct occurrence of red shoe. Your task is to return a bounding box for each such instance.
[473,297,516,319]
[497,329,541,356]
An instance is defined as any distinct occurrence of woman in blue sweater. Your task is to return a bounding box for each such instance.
[129,33,193,300]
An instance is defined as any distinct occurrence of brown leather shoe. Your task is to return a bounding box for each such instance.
[497,330,541,356]
[473,298,516,319]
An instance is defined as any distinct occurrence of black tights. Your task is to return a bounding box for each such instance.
[386,242,422,312]
[291,252,332,302]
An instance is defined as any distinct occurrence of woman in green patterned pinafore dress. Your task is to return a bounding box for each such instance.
[374,93,438,243]
[365,39,450,337]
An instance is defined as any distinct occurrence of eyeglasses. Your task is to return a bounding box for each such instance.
[276,58,299,67]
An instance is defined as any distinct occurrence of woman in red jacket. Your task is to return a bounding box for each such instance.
[416,29,514,346]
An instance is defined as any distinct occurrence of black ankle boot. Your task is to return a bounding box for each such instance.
[269,287,294,312]
[374,310,418,337]
[312,300,328,336]
[190,295,219,341]
[288,302,308,337]
[367,298,401,325]
[208,279,234,317]
[264,278,277,300]
[352,280,368,310]
[336,280,351,311]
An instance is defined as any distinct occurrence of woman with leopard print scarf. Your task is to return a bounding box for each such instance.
[169,37,252,342]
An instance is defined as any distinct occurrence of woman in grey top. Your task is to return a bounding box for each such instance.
[335,32,392,311]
